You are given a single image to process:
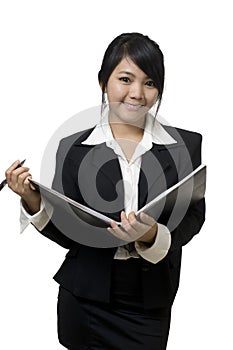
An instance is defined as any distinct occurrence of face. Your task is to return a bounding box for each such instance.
[104,57,159,127]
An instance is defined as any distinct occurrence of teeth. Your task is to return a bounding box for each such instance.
[124,103,142,110]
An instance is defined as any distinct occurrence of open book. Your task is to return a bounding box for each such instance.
[30,164,206,228]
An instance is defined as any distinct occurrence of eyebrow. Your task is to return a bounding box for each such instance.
[117,70,150,79]
[117,70,135,76]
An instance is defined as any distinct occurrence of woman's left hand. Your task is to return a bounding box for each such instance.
[107,211,158,244]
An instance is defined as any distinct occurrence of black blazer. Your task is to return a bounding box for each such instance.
[38,125,205,309]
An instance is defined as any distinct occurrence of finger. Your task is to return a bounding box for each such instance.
[120,210,128,222]
[110,221,131,236]
[10,167,30,188]
[13,166,30,176]
[128,211,137,224]
[127,211,149,232]
[128,211,136,218]
[9,168,30,193]
[109,216,142,241]
[5,160,20,173]
[109,220,129,233]
[15,172,32,194]
[5,160,21,182]
[107,226,128,241]
[27,176,36,191]
[120,211,131,229]
[126,211,144,233]
[128,214,157,239]
[120,213,138,236]
[109,219,120,229]
[139,212,156,226]
[108,221,132,242]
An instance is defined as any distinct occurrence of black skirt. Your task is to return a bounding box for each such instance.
[57,259,171,350]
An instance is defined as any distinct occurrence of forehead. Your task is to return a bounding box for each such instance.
[112,57,149,78]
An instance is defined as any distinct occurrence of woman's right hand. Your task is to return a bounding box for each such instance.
[5,160,41,214]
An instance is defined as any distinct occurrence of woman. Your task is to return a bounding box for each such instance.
[6,32,205,350]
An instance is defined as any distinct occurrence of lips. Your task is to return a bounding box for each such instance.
[123,102,144,111]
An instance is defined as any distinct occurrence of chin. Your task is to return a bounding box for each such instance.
[111,112,147,128]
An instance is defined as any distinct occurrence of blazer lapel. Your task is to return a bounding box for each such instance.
[91,143,123,187]
[75,142,124,221]
[138,144,178,209]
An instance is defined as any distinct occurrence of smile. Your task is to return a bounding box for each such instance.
[123,102,144,111]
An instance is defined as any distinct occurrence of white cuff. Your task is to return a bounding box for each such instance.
[134,223,171,264]
[20,199,53,233]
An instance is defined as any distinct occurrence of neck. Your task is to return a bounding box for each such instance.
[110,122,144,142]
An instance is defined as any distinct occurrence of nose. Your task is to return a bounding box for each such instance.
[129,82,144,101]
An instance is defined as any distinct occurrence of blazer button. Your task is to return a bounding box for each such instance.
[141,262,150,272]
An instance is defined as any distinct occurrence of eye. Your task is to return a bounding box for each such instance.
[119,77,130,83]
[145,80,156,87]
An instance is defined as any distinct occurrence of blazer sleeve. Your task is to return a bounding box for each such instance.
[168,132,206,251]
[168,198,205,251]
[34,139,80,249]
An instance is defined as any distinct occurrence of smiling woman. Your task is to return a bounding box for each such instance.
[5,32,205,350]
[98,33,164,116]
[106,57,159,135]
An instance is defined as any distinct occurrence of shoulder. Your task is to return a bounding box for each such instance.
[59,127,95,148]
[56,127,95,158]
[163,124,203,149]
[162,125,203,170]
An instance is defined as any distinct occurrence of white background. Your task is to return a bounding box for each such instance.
[0,0,232,349]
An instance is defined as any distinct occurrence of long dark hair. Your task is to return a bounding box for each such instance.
[98,32,165,116]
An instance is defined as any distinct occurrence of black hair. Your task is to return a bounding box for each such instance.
[98,32,165,116]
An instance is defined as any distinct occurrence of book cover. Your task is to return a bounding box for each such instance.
[30,164,206,228]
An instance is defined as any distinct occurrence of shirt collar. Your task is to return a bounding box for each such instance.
[81,108,177,146]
